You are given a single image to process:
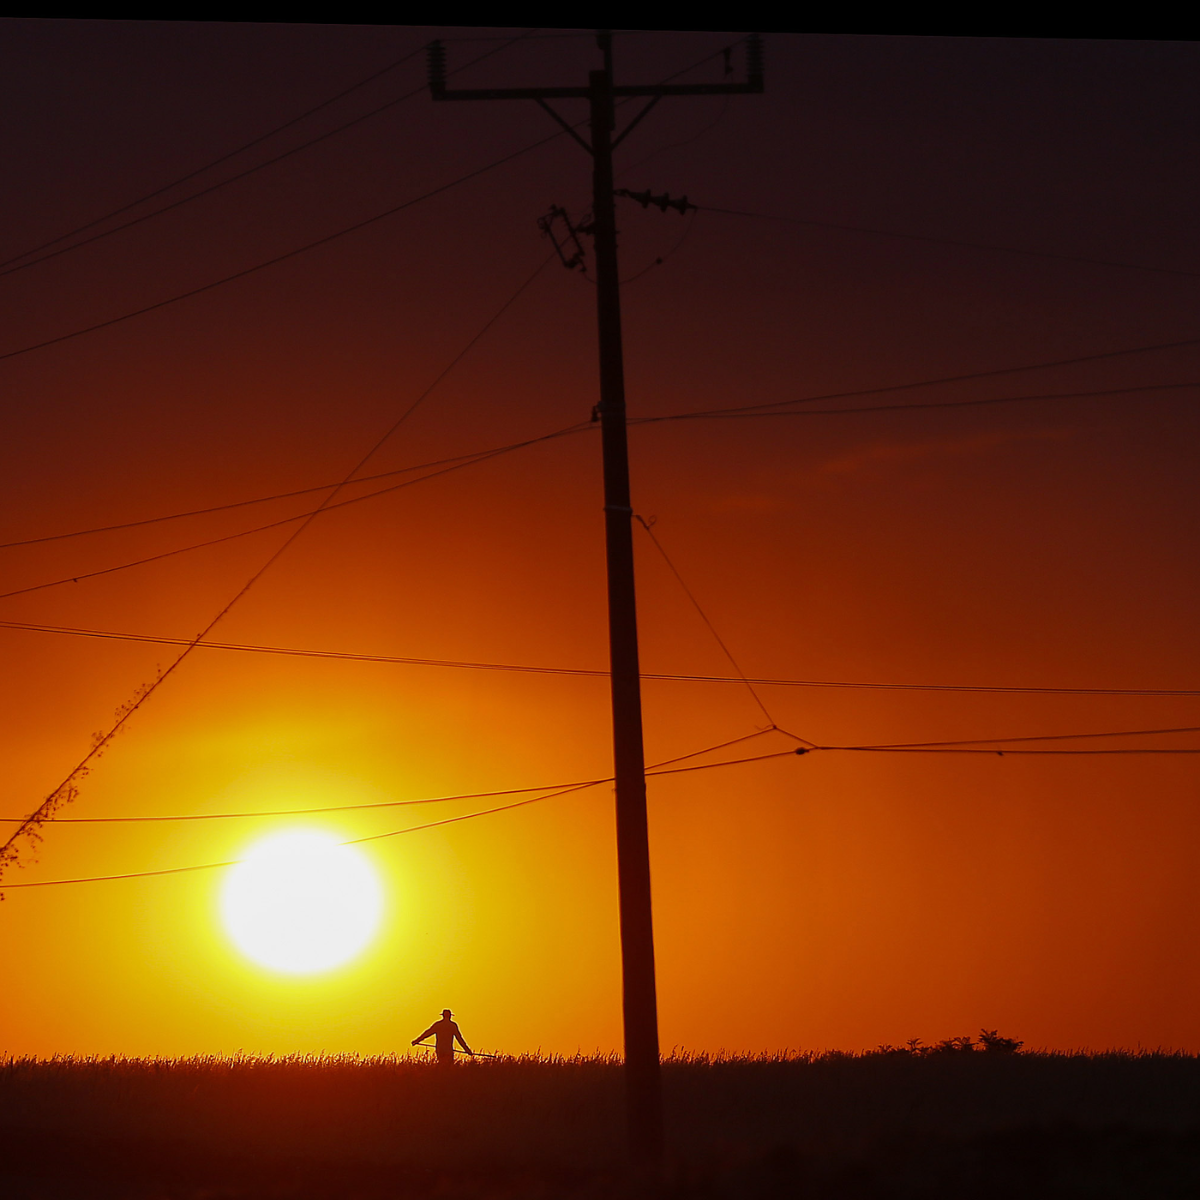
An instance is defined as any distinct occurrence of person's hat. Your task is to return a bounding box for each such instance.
[442,1009,452,1017]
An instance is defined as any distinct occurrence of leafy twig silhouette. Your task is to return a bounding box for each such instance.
[0,668,163,894]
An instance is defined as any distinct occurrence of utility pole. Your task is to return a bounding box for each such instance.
[428,31,763,1168]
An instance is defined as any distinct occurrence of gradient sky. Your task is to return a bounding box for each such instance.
[2,23,1199,1058]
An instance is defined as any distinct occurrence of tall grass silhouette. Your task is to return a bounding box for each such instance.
[4,1043,1200,1195]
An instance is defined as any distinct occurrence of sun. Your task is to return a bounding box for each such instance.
[220,829,384,974]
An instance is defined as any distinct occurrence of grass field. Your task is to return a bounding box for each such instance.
[4,1047,1200,1196]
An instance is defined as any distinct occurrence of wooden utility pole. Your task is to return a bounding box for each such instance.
[428,31,763,1167]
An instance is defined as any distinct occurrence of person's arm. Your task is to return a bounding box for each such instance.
[412,1025,436,1045]
[455,1029,473,1055]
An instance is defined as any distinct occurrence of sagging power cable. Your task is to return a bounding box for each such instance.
[0,132,564,364]
[0,779,603,826]
[0,253,556,879]
[1,33,537,280]
[0,730,785,825]
[637,338,1200,422]
[0,33,731,363]
[642,382,1199,424]
[813,745,1200,756]
[803,725,1200,756]
[0,417,583,603]
[634,514,782,735]
[0,745,803,888]
[3,379,1188,556]
[0,427,594,552]
[696,204,1200,281]
[832,725,1200,750]
[3,619,1198,698]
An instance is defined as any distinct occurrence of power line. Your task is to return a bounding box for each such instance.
[4,619,1199,697]
[3,377,1183,558]
[446,31,609,41]
[1,34,536,280]
[636,337,1200,422]
[427,31,719,43]
[7,724,1194,841]
[643,382,1199,423]
[0,729,782,825]
[1,33,561,272]
[0,416,582,602]
[0,48,749,559]
[697,204,1200,281]
[8,730,1197,889]
[734,678,1200,697]
[634,514,781,734]
[806,725,1200,755]
[1,45,427,274]
[618,208,700,286]
[840,725,1200,750]
[619,98,731,178]
[2,516,317,875]
[0,130,566,364]
[347,780,605,845]
[4,379,1190,552]
[0,440,567,551]
[0,464,473,599]
[0,35,729,363]
[4,377,1190,557]
[0,730,785,825]
[814,746,1200,755]
[0,747,801,889]
[641,38,750,89]
[0,255,557,877]
[642,728,780,769]
[0,777,602,823]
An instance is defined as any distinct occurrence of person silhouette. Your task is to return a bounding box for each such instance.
[413,1009,472,1064]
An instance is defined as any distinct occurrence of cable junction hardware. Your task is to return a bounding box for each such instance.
[537,205,593,271]
[615,188,696,215]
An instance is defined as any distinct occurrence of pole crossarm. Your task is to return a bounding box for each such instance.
[434,85,592,100]
[427,35,764,105]
[612,96,662,149]
[534,97,593,153]
[432,82,763,100]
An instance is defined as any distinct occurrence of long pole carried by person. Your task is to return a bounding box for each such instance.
[412,1040,500,1059]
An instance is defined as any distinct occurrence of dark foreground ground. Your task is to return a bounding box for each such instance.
[4,1050,1200,1197]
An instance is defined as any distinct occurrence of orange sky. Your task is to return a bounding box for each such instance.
[2,24,1199,1058]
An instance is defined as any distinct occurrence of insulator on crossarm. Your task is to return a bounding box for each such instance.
[746,33,764,92]
[427,40,447,98]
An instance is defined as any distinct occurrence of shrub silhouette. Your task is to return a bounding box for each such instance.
[929,1035,977,1055]
[871,1030,1024,1057]
[979,1028,1024,1054]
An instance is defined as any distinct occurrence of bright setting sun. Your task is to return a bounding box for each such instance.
[219,829,384,974]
